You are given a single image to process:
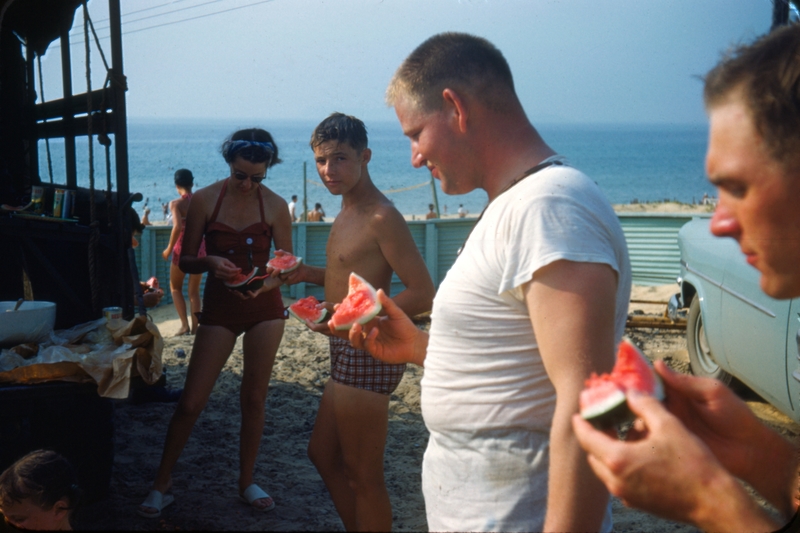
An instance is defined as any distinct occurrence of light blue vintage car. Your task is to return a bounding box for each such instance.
[675,218,800,423]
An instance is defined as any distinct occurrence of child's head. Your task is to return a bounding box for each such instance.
[174,168,195,190]
[0,450,81,531]
[310,113,368,153]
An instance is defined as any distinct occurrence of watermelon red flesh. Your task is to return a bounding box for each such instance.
[289,296,327,323]
[579,338,664,429]
[329,273,382,331]
[267,250,301,273]
[224,268,269,292]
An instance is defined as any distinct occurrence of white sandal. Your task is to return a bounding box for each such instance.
[239,483,275,512]
[137,489,175,518]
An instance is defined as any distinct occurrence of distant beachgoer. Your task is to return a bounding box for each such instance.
[425,203,437,219]
[457,204,467,218]
[288,195,298,222]
[307,202,325,222]
[139,128,291,519]
[162,169,206,336]
[279,112,434,531]
[141,207,152,226]
[349,32,630,532]
[161,202,168,220]
[443,204,447,215]
[0,450,82,531]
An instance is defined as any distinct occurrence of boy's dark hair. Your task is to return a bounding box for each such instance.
[310,113,368,153]
[221,128,282,167]
[0,450,82,511]
[704,23,800,171]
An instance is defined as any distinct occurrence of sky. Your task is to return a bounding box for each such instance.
[37,0,778,125]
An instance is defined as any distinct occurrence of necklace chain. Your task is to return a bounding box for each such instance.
[457,159,563,256]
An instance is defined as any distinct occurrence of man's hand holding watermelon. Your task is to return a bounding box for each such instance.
[348,289,427,367]
[572,361,788,531]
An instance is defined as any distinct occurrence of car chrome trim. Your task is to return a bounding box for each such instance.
[682,261,777,318]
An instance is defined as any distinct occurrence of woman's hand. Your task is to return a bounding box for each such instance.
[207,256,241,282]
[231,275,282,300]
[162,247,172,261]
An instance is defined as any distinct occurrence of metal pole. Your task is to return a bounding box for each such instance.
[302,161,308,222]
[60,24,77,188]
[108,0,129,200]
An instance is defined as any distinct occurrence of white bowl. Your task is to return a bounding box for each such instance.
[0,301,57,346]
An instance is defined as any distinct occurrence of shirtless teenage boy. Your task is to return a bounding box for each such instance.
[280,112,434,531]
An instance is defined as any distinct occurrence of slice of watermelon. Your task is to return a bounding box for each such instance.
[579,338,664,429]
[329,273,382,331]
[267,250,302,273]
[224,267,269,293]
[288,296,327,323]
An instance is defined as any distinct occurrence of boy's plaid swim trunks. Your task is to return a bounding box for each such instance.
[329,336,406,395]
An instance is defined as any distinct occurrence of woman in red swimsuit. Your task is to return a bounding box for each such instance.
[162,168,206,335]
[139,128,293,518]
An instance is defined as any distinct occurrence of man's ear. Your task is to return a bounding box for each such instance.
[52,497,70,518]
[442,88,469,133]
[360,147,372,164]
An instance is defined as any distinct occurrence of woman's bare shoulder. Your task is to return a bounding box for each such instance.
[260,185,289,209]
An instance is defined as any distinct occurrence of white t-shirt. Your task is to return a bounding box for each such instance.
[421,160,628,532]
[423,161,630,433]
[288,200,297,219]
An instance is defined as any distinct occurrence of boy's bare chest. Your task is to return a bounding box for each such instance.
[327,217,380,269]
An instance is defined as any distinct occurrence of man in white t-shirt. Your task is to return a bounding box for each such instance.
[348,32,630,532]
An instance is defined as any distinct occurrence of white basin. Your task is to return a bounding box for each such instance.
[0,301,57,346]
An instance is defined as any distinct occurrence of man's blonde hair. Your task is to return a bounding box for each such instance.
[386,32,518,114]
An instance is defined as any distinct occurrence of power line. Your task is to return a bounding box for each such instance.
[123,0,275,36]
[49,0,276,51]
[80,0,225,36]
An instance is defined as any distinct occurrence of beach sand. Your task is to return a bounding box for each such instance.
[72,284,795,532]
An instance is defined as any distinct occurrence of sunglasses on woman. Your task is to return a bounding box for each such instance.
[232,171,266,183]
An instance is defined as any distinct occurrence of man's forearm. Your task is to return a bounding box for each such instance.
[544,410,610,532]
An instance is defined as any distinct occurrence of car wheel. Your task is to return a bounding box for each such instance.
[686,296,734,385]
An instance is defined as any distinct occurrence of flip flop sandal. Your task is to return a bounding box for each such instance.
[240,483,276,512]
[137,490,175,518]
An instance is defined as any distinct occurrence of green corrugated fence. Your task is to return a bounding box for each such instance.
[134,212,711,305]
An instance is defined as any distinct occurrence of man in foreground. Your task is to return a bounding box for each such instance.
[350,32,631,532]
[280,112,434,531]
[573,23,800,532]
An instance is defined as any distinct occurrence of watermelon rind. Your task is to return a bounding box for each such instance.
[267,253,302,273]
[578,338,665,429]
[580,388,631,429]
[331,273,382,331]
[224,267,266,293]
[288,296,327,324]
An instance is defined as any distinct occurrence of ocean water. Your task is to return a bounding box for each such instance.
[37,119,714,220]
